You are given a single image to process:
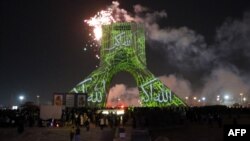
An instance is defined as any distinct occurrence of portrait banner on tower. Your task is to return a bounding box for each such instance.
[54,94,63,106]
[66,94,75,107]
[77,94,87,107]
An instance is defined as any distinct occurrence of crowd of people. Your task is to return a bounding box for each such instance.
[1,105,250,133]
[60,108,128,129]
[0,109,37,133]
[131,106,250,129]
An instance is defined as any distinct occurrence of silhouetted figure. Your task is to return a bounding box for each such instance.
[85,118,90,131]
[208,113,213,127]
[17,114,24,134]
[69,126,75,141]
[75,126,80,141]
[100,116,104,130]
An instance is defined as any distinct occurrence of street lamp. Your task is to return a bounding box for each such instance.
[19,95,25,105]
[36,95,40,105]
[185,96,189,104]
[201,97,206,106]
[223,95,230,105]
[216,95,220,104]
[224,95,229,100]
[243,97,246,102]
[192,97,197,106]
[202,97,206,101]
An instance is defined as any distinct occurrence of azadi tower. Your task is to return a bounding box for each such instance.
[71,22,186,107]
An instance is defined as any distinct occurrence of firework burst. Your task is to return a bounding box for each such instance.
[84,8,116,41]
[83,1,135,61]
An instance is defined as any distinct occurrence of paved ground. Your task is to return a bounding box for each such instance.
[1,115,250,141]
[0,125,115,141]
[0,123,134,141]
[149,115,250,141]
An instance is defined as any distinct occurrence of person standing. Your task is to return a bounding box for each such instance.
[100,116,104,130]
[17,113,24,134]
[70,126,75,141]
[85,118,90,131]
[80,114,84,127]
[75,125,81,141]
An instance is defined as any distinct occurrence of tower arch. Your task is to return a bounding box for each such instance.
[71,22,186,107]
[106,71,138,107]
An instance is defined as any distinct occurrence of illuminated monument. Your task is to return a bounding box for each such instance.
[71,22,186,107]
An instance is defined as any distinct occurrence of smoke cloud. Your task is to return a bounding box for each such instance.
[109,1,134,22]
[214,12,250,70]
[104,2,250,105]
[108,2,215,72]
[158,75,192,99]
[106,84,140,107]
[133,5,215,72]
[201,67,250,105]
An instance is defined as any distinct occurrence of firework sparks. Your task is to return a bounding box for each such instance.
[84,1,135,41]
[83,1,135,64]
[84,8,116,41]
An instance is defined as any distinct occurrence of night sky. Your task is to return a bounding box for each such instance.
[1,0,250,106]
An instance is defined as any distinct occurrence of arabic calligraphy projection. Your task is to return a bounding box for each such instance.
[71,22,186,107]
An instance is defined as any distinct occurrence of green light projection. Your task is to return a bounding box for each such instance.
[71,22,186,107]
